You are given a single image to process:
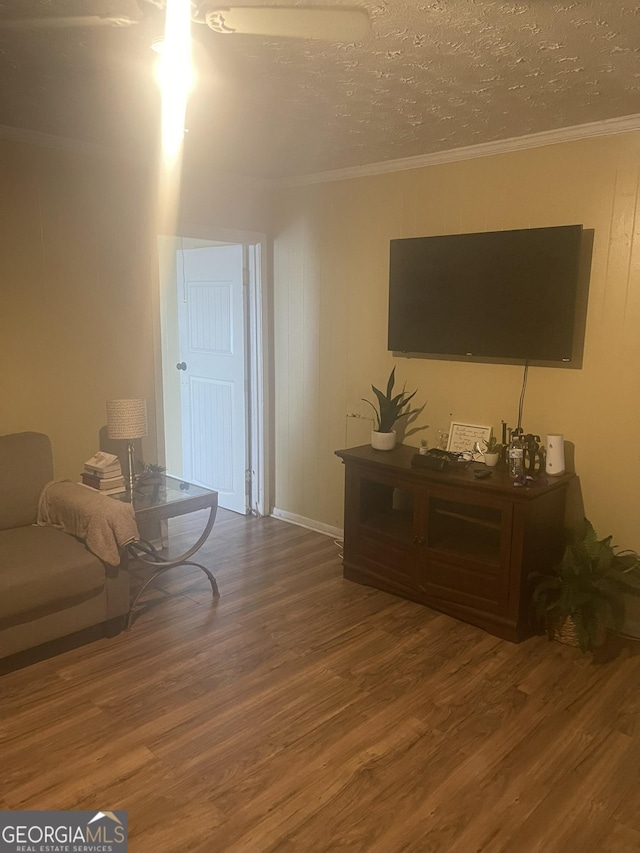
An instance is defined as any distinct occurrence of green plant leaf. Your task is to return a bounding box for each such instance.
[385,367,396,399]
[361,398,381,430]
[363,369,421,433]
[529,516,640,652]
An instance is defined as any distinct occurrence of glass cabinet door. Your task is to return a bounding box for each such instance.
[351,472,422,592]
[427,495,503,567]
[357,477,418,546]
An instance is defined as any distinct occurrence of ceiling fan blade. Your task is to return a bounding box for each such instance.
[203,6,370,40]
[0,15,139,31]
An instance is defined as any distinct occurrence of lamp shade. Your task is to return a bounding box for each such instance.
[106,399,148,440]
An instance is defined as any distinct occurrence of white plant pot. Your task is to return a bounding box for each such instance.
[371,429,396,451]
[483,452,500,467]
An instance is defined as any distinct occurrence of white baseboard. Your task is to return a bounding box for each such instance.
[271,507,343,540]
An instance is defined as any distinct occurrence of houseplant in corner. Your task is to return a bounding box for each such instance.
[363,367,419,451]
[531,518,640,652]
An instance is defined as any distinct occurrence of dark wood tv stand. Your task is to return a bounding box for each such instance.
[335,445,572,642]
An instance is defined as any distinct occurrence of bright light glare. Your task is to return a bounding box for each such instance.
[156,0,194,163]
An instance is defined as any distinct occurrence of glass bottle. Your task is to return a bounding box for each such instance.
[508,431,524,478]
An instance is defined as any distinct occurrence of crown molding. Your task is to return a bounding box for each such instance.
[278,113,640,188]
[4,112,640,190]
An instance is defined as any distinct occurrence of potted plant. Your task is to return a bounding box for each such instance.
[531,518,640,652]
[138,463,167,499]
[140,462,167,484]
[362,367,420,451]
[482,436,503,467]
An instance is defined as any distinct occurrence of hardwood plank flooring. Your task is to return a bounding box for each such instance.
[2,509,640,851]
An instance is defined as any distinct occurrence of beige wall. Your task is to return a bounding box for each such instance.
[0,138,270,482]
[272,132,640,550]
[0,139,158,478]
[179,163,270,236]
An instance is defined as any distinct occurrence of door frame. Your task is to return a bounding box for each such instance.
[152,224,271,516]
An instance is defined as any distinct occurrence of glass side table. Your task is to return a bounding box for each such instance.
[111,476,219,628]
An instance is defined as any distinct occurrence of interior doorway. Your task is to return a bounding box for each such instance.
[155,231,268,516]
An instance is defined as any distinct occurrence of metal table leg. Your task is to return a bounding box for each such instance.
[125,504,219,629]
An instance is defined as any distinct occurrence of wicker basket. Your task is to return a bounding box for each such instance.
[552,615,607,649]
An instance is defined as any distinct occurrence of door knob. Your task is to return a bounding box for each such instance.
[176,362,187,371]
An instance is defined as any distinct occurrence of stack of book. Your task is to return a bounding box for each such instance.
[81,452,126,495]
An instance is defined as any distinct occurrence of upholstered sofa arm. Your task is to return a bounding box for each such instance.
[37,481,139,566]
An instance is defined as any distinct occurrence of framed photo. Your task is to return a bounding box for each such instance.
[447,422,492,456]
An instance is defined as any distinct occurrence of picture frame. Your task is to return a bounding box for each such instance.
[446,422,492,457]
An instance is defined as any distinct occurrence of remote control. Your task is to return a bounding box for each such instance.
[474,468,492,479]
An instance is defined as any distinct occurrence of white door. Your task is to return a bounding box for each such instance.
[177,244,247,514]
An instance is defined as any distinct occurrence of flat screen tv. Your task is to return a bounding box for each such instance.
[388,225,586,365]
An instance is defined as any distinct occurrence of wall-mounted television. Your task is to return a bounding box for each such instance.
[388,225,588,366]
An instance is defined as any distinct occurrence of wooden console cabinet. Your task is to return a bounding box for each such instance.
[335,445,572,642]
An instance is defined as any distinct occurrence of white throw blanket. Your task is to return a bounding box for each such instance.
[37,480,139,566]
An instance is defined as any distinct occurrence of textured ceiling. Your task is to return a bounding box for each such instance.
[0,0,639,180]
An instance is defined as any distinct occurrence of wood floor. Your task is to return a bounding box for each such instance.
[2,509,640,852]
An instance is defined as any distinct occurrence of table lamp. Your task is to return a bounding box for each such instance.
[106,399,148,494]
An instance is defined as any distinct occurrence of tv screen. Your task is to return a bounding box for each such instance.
[388,225,585,364]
